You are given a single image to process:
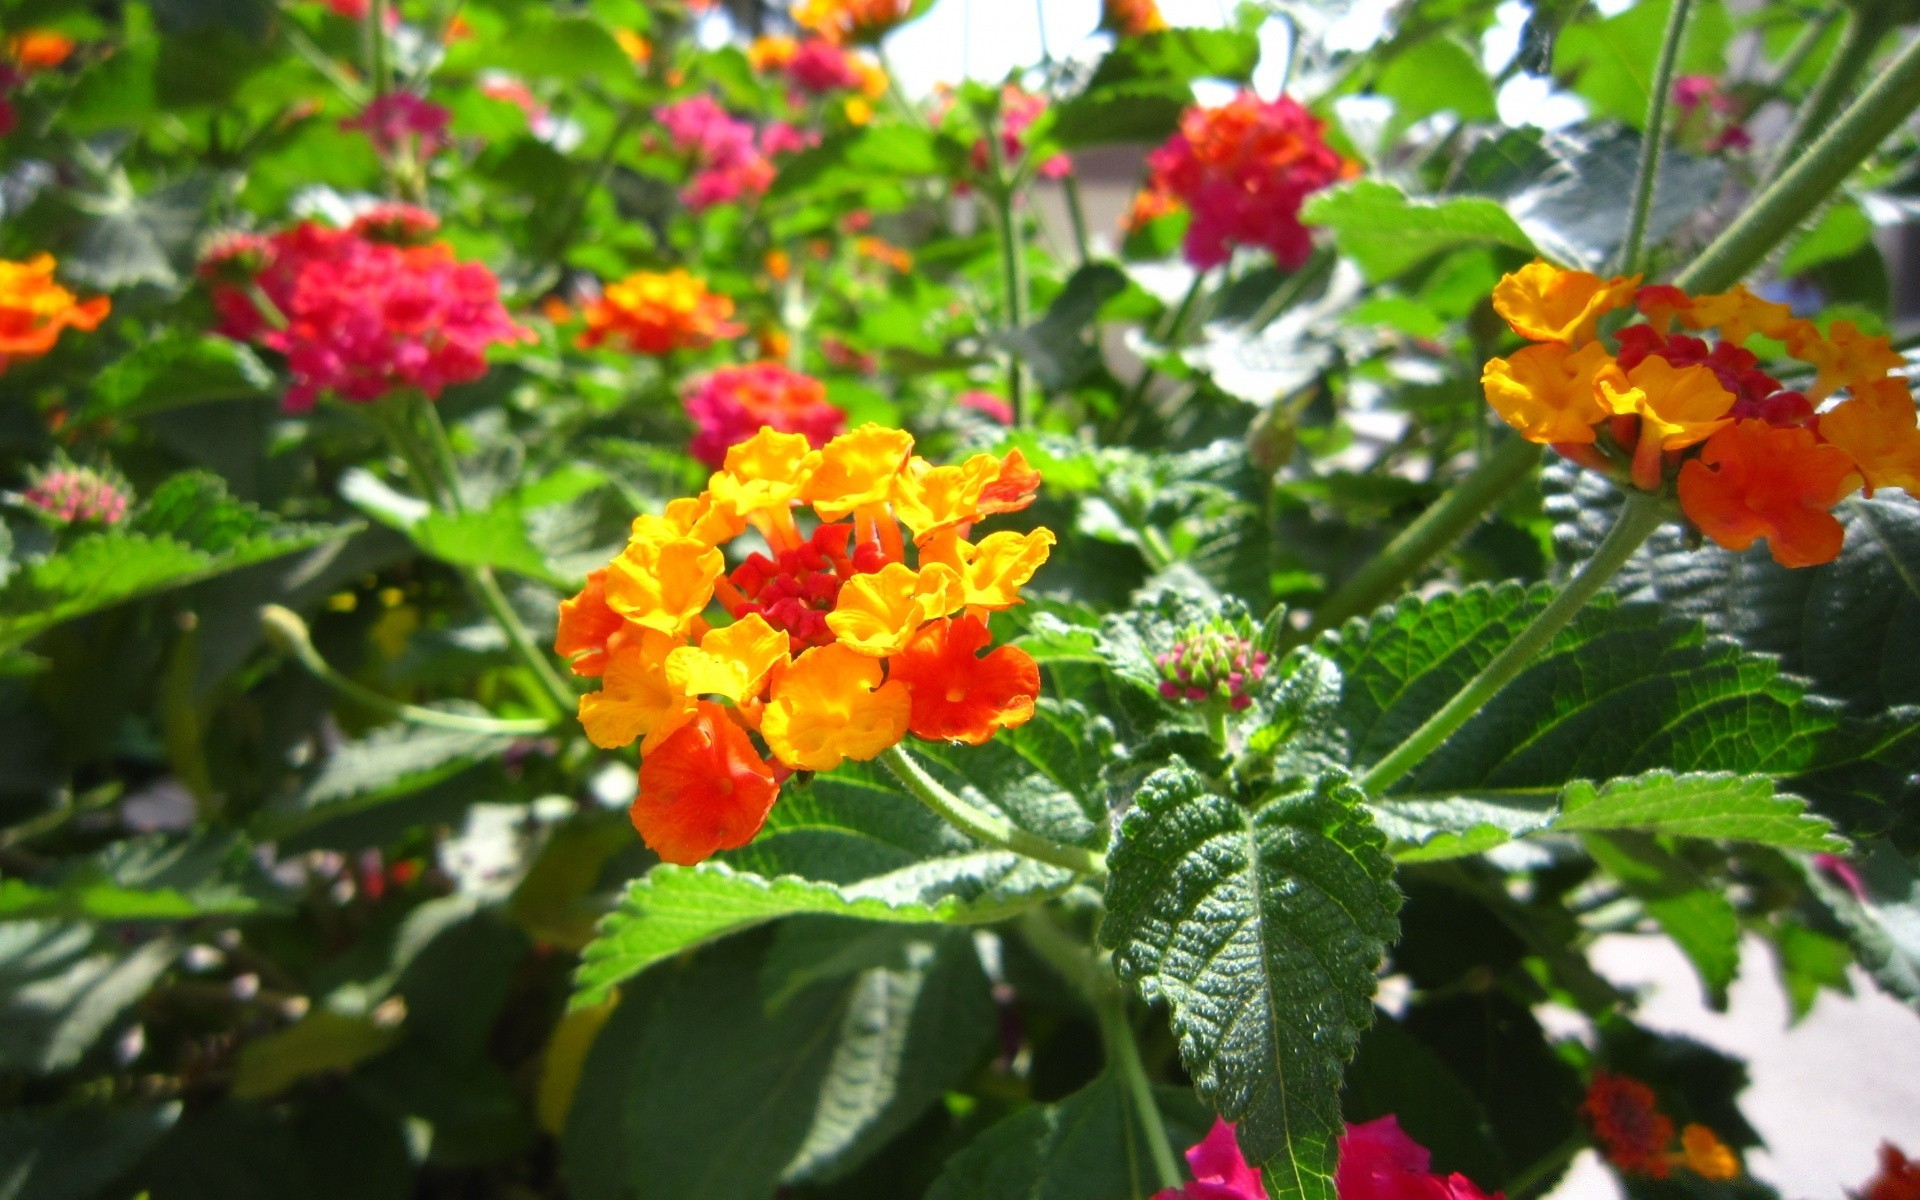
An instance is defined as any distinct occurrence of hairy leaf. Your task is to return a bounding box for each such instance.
[1100,763,1401,1200]
[1302,181,1538,281]
[922,1076,1174,1200]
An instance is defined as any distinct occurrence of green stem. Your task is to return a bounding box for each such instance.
[1358,494,1668,797]
[1096,985,1185,1192]
[1764,1,1892,187]
[365,0,390,97]
[1503,1130,1590,1199]
[1301,439,1544,642]
[260,604,556,734]
[1615,0,1694,274]
[1678,30,1920,294]
[382,400,578,719]
[880,745,1107,878]
[1016,912,1183,1193]
[984,118,1030,427]
[1061,172,1093,265]
[1246,246,1335,333]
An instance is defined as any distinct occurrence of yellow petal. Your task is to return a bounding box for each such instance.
[825,562,965,656]
[803,423,914,520]
[578,629,697,751]
[665,613,791,702]
[952,528,1055,609]
[761,644,911,771]
[603,533,724,637]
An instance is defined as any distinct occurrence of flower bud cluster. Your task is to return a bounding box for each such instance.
[21,464,129,526]
[1156,625,1269,711]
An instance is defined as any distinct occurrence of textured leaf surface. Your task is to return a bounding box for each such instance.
[1302,181,1537,281]
[1099,764,1400,1200]
[922,1076,1174,1200]
[1313,585,1906,832]
[0,472,342,651]
[254,723,519,839]
[0,831,289,921]
[0,924,177,1074]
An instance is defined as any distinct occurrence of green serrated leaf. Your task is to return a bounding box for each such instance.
[0,472,344,652]
[1584,832,1740,1006]
[0,830,289,921]
[254,723,519,840]
[922,1076,1173,1200]
[1302,181,1539,281]
[1100,764,1400,1200]
[1555,771,1840,850]
[86,333,272,419]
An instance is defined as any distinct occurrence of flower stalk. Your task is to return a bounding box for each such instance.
[982,106,1031,426]
[879,744,1107,878]
[1678,29,1920,294]
[260,603,556,734]
[1358,493,1669,796]
[1764,0,1894,187]
[1301,437,1544,644]
[1615,0,1694,274]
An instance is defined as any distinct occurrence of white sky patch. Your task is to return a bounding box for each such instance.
[1497,73,1590,130]
[1481,0,1528,74]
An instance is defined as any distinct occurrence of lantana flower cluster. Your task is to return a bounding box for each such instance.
[18,462,129,526]
[1481,261,1918,567]
[202,208,531,412]
[0,254,109,373]
[682,362,846,468]
[791,0,916,45]
[1153,1116,1499,1200]
[1131,92,1353,270]
[932,84,1072,186]
[1155,622,1270,711]
[1102,0,1169,36]
[341,91,452,161]
[1581,1072,1740,1181]
[1,29,76,139]
[748,33,889,121]
[576,269,742,357]
[554,425,1053,865]
[654,95,812,211]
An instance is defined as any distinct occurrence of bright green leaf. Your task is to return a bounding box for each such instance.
[1302,182,1539,281]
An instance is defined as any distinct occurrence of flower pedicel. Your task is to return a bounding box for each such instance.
[1482,261,1919,567]
[555,424,1052,865]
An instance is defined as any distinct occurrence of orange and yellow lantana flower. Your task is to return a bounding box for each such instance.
[575,269,742,356]
[1481,260,1916,568]
[555,425,1049,865]
[0,255,110,373]
[791,0,917,44]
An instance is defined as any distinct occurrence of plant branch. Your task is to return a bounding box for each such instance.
[879,745,1107,878]
[1677,30,1920,293]
[983,113,1031,426]
[261,604,556,734]
[1358,493,1668,797]
[1616,0,1694,274]
[1764,0,1893,187]
[1017,912,1183,1192]
[1300,438,1544,643]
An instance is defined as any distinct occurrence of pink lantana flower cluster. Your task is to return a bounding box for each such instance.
[19,463,130,526]
[203,208,531,412]
[654,96,813,211]
[681,361,846,467]
[341,91,452,161]
[1140,91,1352,270]
[1155,1117,1501,1200]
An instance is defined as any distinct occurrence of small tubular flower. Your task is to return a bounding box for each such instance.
[1786,319,1905,399]
[1677,420,1857,567]
[579,629,698,752]
[0,255,110,372]
[665,614,790,703]
[561,424,1052,863]
[604,533,725,636]
[761,643,911,770]
[1819,378,1920,495]
[1678,1125,1739,1180]
[888,615,1040,744]
[890,448,1040,541]
[1674,284,1794,345]
[555,569,629,676]
[577,269,742,356]
[804,424,916,519]
[1598,356,1735,450]
[632,702,779,865]
[1492,262,1640,345]
[826,561,964,656]
[1481,341,1613,444]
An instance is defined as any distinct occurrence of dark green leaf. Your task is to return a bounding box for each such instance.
[1100,764,1401,1200]
[922,1076,1170,1200]
[0,923,177,1074]
[1302,182,1538,281]
[0,1102,181,1200]
[1584,832,1740,1006]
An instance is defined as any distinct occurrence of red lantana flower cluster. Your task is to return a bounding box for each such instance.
[1481,261,1918,567]
[553,426,1052,865]
[1133,91,1354,270]
[1581,1071,1740,1181]
[203,208,531,412]
[682,362,847,469]
[341,91,452,161]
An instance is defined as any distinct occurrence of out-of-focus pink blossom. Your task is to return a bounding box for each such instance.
[958,389,1013,424]
[21,464,130,526]
[1144,91,1352,270]
[342,92,452,160]
[682,362,845,467]
[204,221,532,412]
[654,96,812,211]
[787,39,864,93]
[1671,74,1750,152]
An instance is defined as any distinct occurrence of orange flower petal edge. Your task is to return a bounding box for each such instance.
[889,614,1040,745]
[632,702,779,865]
